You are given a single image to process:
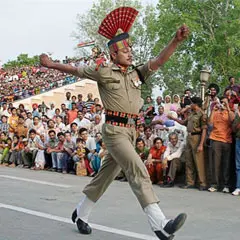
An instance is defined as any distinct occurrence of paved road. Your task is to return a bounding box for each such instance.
[0,166,239,240]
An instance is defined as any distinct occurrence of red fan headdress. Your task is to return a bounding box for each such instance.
[98,7,139,52]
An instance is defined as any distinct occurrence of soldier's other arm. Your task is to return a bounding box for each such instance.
[150,25,190,71]
[198,114,208,152]
[40,54,100,81]
[40,54,79,76]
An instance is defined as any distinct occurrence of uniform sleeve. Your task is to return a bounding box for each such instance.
[136,61,155,82]
[76,64,100,82]
[201,113,208,129]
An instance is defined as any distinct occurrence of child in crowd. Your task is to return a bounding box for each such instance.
[8,135,21,167]
[73,138,94,176]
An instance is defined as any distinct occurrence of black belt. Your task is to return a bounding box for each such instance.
[105,115,140,128]
[188,132,202,135]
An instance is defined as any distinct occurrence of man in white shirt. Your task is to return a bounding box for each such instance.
[162,132,185,187]
[73,111,91,129]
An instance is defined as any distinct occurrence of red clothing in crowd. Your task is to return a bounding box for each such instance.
[146,145,166,184]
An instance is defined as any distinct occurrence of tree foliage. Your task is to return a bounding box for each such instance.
[73,0,240,97]
[4,54,39,68]
[154,0,240,96]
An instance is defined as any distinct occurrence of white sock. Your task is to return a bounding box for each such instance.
[144,203,169,231]
[77,195,95,223]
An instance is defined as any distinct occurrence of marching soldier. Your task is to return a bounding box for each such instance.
[40,6,189,240]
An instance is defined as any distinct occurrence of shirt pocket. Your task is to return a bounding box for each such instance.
[100,75,121,90]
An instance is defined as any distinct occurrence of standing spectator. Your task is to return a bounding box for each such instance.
[163,95,173,115]
[76,94,85,112]
[0,115,9,135]
[181,89,192,108]
[67,103,78,124]
[70,122,78,143]
[64,92,72,110]
[145,137,166,185]
[224,76,240,97]
[154,96,164,114]
[232,102,240,196]
[32,103,40,118]
[151,106,168,131]
[170,97,207,190]
[55,116,66,132]
[73,111,91,129]
[85,93,95,112]
[47,103,56,119]
[162,133,185,187]
[142,96,155,126]
[29,116,45,136]
[208,97,235,193]
[172,94,181,111]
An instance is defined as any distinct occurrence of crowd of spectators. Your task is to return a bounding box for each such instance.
[0,74,240,197]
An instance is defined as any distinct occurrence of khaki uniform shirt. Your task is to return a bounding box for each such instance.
[184,110,207,133]
[77,62,154,115]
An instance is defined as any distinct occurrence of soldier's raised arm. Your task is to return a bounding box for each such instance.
[150,24,190,71]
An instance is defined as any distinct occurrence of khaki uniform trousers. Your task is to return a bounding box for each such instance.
[83,124,159,208]
[185,135,207,187]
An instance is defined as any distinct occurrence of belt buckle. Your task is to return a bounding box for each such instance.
[127,118,135,125]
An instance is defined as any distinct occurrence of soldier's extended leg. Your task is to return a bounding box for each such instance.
[73,127,187,239]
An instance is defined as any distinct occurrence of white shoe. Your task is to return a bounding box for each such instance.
[208,187,217,192]
[232,188,240,196]
[222,187,230,193]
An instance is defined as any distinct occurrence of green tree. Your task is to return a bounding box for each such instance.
[4,54,40,68]
[153,0,240,95]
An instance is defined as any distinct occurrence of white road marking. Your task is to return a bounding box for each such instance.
[0,175,71,188]
[0,203,158,240]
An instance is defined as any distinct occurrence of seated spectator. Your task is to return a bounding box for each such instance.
[98,140,108,166]
[136,123,145,138]
[22,129,39,168]
[15,116,28,137]
[8,107,19,138]
[89,114,102,136]
[78,127,98,173]
[135,138,149,162]
[55,116,66,132]
[0,132,9,164]
[0,137,12,165]
[45,130,58,169]
[49,132,66,173]
[145,137,166,185]
[8,135,21,167]
[29,116,45,136]
[162,133,185,187]
[33,134,47,170]
[73,138,94,176]
[142,126,157,148]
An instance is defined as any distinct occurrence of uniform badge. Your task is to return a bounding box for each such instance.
[132,76,142,88]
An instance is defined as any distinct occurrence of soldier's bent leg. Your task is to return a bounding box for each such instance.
[83,152,122,202]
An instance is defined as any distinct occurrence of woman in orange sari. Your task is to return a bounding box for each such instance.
[145,137,166,185]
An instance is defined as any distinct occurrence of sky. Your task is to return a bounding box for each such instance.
[0,0,158,64]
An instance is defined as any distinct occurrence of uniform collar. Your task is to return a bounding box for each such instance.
[111,63,139,73]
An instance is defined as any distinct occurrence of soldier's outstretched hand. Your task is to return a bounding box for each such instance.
[40,54,53,68]
[175,24,190,43]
